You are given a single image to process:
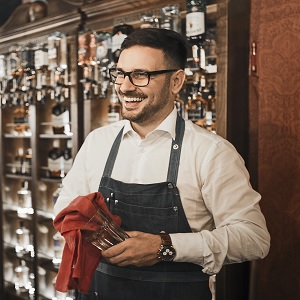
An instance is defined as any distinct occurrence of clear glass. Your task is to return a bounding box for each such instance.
[81,205,129,251]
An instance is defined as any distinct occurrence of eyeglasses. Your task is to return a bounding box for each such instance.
[109,68,179,87]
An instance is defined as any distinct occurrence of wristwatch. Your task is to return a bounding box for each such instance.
[157,232,176,262]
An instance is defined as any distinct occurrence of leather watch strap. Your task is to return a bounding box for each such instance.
[159,232,172,246]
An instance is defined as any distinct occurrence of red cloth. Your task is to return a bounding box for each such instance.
[53,192,121,294]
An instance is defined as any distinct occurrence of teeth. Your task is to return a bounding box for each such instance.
[124,96,143,102]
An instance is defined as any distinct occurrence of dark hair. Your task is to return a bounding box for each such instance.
[120,28,188,70]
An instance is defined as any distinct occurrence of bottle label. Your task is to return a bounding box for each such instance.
[52,110,70,127]
[107,112,120,123]
[186,12,205,37]
[48,157,63,172]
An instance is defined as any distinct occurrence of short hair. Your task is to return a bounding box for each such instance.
[120,28,188,70]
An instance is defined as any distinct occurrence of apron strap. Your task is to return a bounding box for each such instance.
[167,115,185,184]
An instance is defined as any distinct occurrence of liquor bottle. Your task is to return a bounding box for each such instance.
[14,147,24,174]
[204,27,217,73]
[0,54,7,80]
[111,23,134,63]
[186,0,207,70]
[78,29,98,67]
[20,43,35,73]
[52,231,65,266]
[15,221,31,257]
[14,260,30,294]
[34,43,49,71]
[97,31,113,98]
[205,82,216,133]
[51,98,70,134]
[187,88,207,126]
[13,97,29,135]
[174,94,185,119]
[53,182,63,206]
[62,139,73,176]
[22,147,32,175]
[140,14,160,29]
[17,180,33,216]
[48,139,63,179]
[160,4,181,33]
[58,32,68,71]
[48,31,68,71]
[107,88,121,123]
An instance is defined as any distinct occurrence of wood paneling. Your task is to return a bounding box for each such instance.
[249,1,300,299]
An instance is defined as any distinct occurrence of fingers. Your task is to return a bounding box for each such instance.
[101,232,161,267]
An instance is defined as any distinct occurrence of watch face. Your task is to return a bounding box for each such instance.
[159,245,176,262]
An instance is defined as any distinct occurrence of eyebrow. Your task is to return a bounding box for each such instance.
[116,68,151,72]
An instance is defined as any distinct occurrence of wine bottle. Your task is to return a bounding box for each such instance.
[48,139,63,179]
[186,0,207,46]
[186,0,207,71]
[17,181,33,216]
[51,98,70,134]
[62,139,73,176]
[15,221,30,257]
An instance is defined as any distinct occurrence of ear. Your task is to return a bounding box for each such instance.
[171,69,186,94]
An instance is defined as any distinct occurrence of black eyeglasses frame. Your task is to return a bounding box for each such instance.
[109,68,179,87]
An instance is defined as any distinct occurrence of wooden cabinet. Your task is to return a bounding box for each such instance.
[248,1,300,299]
[0,0,253,299]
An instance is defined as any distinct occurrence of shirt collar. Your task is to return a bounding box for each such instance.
[122,107,178,140]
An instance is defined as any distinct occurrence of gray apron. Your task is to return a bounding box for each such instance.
[78,115,211,300]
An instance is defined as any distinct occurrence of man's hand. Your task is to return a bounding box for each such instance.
[101,231,161,267]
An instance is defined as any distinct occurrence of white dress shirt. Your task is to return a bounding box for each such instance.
[54,107,270,275]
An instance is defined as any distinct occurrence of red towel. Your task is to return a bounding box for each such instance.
[53,191,121,294]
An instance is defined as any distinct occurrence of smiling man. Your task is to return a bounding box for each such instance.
[54,28,270,300]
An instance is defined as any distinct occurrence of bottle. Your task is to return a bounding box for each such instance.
[62,139,73,176]
[13,97,29,135]
[78,29,98,67]
[22,147,32,175]
[140,14,160,29]
[186,0,207,70]
[48,139,63,179]
[15,221,31,257]
[20,43,35,72]
[107,88,121,123]
[174,94,185,119]
[186,0,207,46]
[51,98,70,134]
[96,31,112,64]
[17,181,33,216]
[53,182,63,206]
[160,4,181,33]
[111,23,134,63]
[204,27,217,73]
[48,31,67,71]
[52,231,65,266]
[187,88,207,126]
[14,260,30,294]
[14,148,24,174]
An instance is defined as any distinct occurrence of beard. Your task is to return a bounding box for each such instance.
[120,79,171,125]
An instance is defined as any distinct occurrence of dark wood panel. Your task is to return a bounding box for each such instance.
[249,1,300,299]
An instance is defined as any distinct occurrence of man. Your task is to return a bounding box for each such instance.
[54,28,270,300]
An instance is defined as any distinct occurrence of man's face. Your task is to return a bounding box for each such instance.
[114,46,175,126]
